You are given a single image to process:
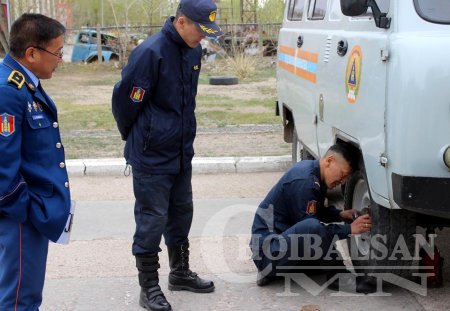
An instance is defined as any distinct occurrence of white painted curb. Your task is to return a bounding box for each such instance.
[66,155,292,176]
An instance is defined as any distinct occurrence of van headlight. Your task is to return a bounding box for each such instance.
[444,146,450,169]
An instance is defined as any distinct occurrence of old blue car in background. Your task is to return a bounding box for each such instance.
[71,29,120,63]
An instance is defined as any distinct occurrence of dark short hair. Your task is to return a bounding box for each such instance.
[175,7,192,23]
[326,143,360,171]
[175,6,183,19]
[9,13,66,58]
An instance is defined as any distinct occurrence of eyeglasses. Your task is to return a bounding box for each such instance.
[33,46,64,59]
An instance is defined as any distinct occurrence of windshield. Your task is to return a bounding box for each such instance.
[414,0,450,24]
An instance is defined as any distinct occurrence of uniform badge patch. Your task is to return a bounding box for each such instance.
[7,71,25,89]
[0,113,15,137]
[130,87,145,103]
[306,200,317,215]
[209,11,217,22]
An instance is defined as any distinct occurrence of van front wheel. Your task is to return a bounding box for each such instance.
[344,170,416,277]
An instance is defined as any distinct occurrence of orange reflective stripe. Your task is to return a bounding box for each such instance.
[279,45,295,56]
[296,68,317,83]
[296,49,318,63]
[278,61,295,74]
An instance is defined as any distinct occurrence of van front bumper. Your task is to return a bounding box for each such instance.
[392,173,450,219]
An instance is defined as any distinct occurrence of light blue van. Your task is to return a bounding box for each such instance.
[277,0,450,279]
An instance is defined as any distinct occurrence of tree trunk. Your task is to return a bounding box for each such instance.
[0,3,10,52]
[96,24,102,63]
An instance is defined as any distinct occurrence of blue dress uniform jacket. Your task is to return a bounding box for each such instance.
[0,54,71,242]
[251,160,351,251]
[112,17,202,174]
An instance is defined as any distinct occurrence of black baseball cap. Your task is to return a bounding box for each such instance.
[179,0,223,37]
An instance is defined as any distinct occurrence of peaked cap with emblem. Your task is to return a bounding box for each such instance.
[179,0,223,37]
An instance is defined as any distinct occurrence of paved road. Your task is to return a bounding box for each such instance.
[40,174,450,311]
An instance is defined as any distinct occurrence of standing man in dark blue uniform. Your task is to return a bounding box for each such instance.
[112,0,222,310]
[0,14,72,310]
[250,144,374,292]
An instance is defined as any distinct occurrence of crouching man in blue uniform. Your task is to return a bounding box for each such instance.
[112,0,223,310]
[250,144,376,293]
[0,14,72,310]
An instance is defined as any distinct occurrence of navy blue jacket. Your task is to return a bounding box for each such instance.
[251,160,351,248]
[0,55,71,242]
[112,17,202,174]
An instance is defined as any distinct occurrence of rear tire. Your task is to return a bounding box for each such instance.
[344,170,417,277]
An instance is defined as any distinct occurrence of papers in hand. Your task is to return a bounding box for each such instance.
[56,200,76,244]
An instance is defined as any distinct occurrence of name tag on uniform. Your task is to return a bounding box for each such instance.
[55,201,76,245]
[32,114,44,120]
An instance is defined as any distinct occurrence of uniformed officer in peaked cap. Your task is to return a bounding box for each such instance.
[112,0,222,310]
[0,14,72,310]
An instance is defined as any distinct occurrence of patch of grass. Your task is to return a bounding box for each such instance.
[197,110,278,127]
[62,136,124,159]
[200,56,276,83]
[57,102,116,133]
[198,95,276,109]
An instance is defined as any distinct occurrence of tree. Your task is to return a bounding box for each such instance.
[257,0,284,24]
[109,0,139,65]
[0,2,9,53]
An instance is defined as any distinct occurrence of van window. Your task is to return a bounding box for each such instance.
[288,0,305,21]
[414,0,450,24]
[308,0,327,20]
[79,33,89,44]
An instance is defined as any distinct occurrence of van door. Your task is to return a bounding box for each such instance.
[71,32,92,62]
[315,0,391,200]
[277,0,319,157]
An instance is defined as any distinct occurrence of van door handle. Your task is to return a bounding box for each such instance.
[297,35,304,48]
[337,39,348,56]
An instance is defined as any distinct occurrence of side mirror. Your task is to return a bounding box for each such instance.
[340,0,368,16]
[341,0,391,29]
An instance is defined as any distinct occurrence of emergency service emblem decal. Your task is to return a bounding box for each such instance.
[130,86,145,103]
[0,113,15,137]
[345,46,362,104]
[306,200,317,215]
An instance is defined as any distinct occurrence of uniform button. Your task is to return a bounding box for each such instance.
[59,162,65,168]
[64,182,69,188]
[56,142,62,149]
[53,122,59,128]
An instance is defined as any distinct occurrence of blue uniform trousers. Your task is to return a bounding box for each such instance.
[254,218,335,276]
[0,217,48,311]
[132,168,194,255]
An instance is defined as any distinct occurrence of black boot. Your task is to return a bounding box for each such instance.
[327,272,377,294]
[256,271,280,286]
[167,243,215,293]
[136,253,172,311]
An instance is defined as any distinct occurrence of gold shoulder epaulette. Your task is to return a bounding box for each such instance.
[7,70,25,89]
